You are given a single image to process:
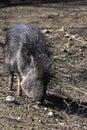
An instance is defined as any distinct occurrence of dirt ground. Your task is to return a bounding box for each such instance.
[0,1,87,130]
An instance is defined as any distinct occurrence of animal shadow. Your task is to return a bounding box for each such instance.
[45,93,87,117]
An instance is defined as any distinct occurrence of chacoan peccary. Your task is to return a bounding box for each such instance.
[1,22,54,103]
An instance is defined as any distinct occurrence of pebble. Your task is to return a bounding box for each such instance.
[44,107,48,111]
[55,118,59,122]
[59,122,65,126]
[6,95,15,102]
[38,119,43,123]
[41,29,50,34]
[16,116,21,121]
[47,111,54,116]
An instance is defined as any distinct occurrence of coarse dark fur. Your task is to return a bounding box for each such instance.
[4,22,54,103]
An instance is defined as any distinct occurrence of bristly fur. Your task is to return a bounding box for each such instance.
[4,22,54,102]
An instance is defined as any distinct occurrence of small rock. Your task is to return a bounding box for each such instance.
[44,107,47,111]
[79,48,82,52]
[41,29,50,34]
[38,119,43,123]
[47,111,54,116]
[59,122,65,126]
[6,95,15,102]
[55,118,59,122]
[17,116,21,121]
[36,101,42,105]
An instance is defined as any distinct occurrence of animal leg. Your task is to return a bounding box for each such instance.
[9,72,14,91]
[17,75,22,96]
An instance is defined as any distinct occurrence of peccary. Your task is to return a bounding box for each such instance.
[4,22,54,103]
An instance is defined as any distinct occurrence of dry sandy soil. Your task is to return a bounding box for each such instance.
[0,0,87,130]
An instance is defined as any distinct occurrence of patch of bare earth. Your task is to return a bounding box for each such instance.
[0,1,87,130]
